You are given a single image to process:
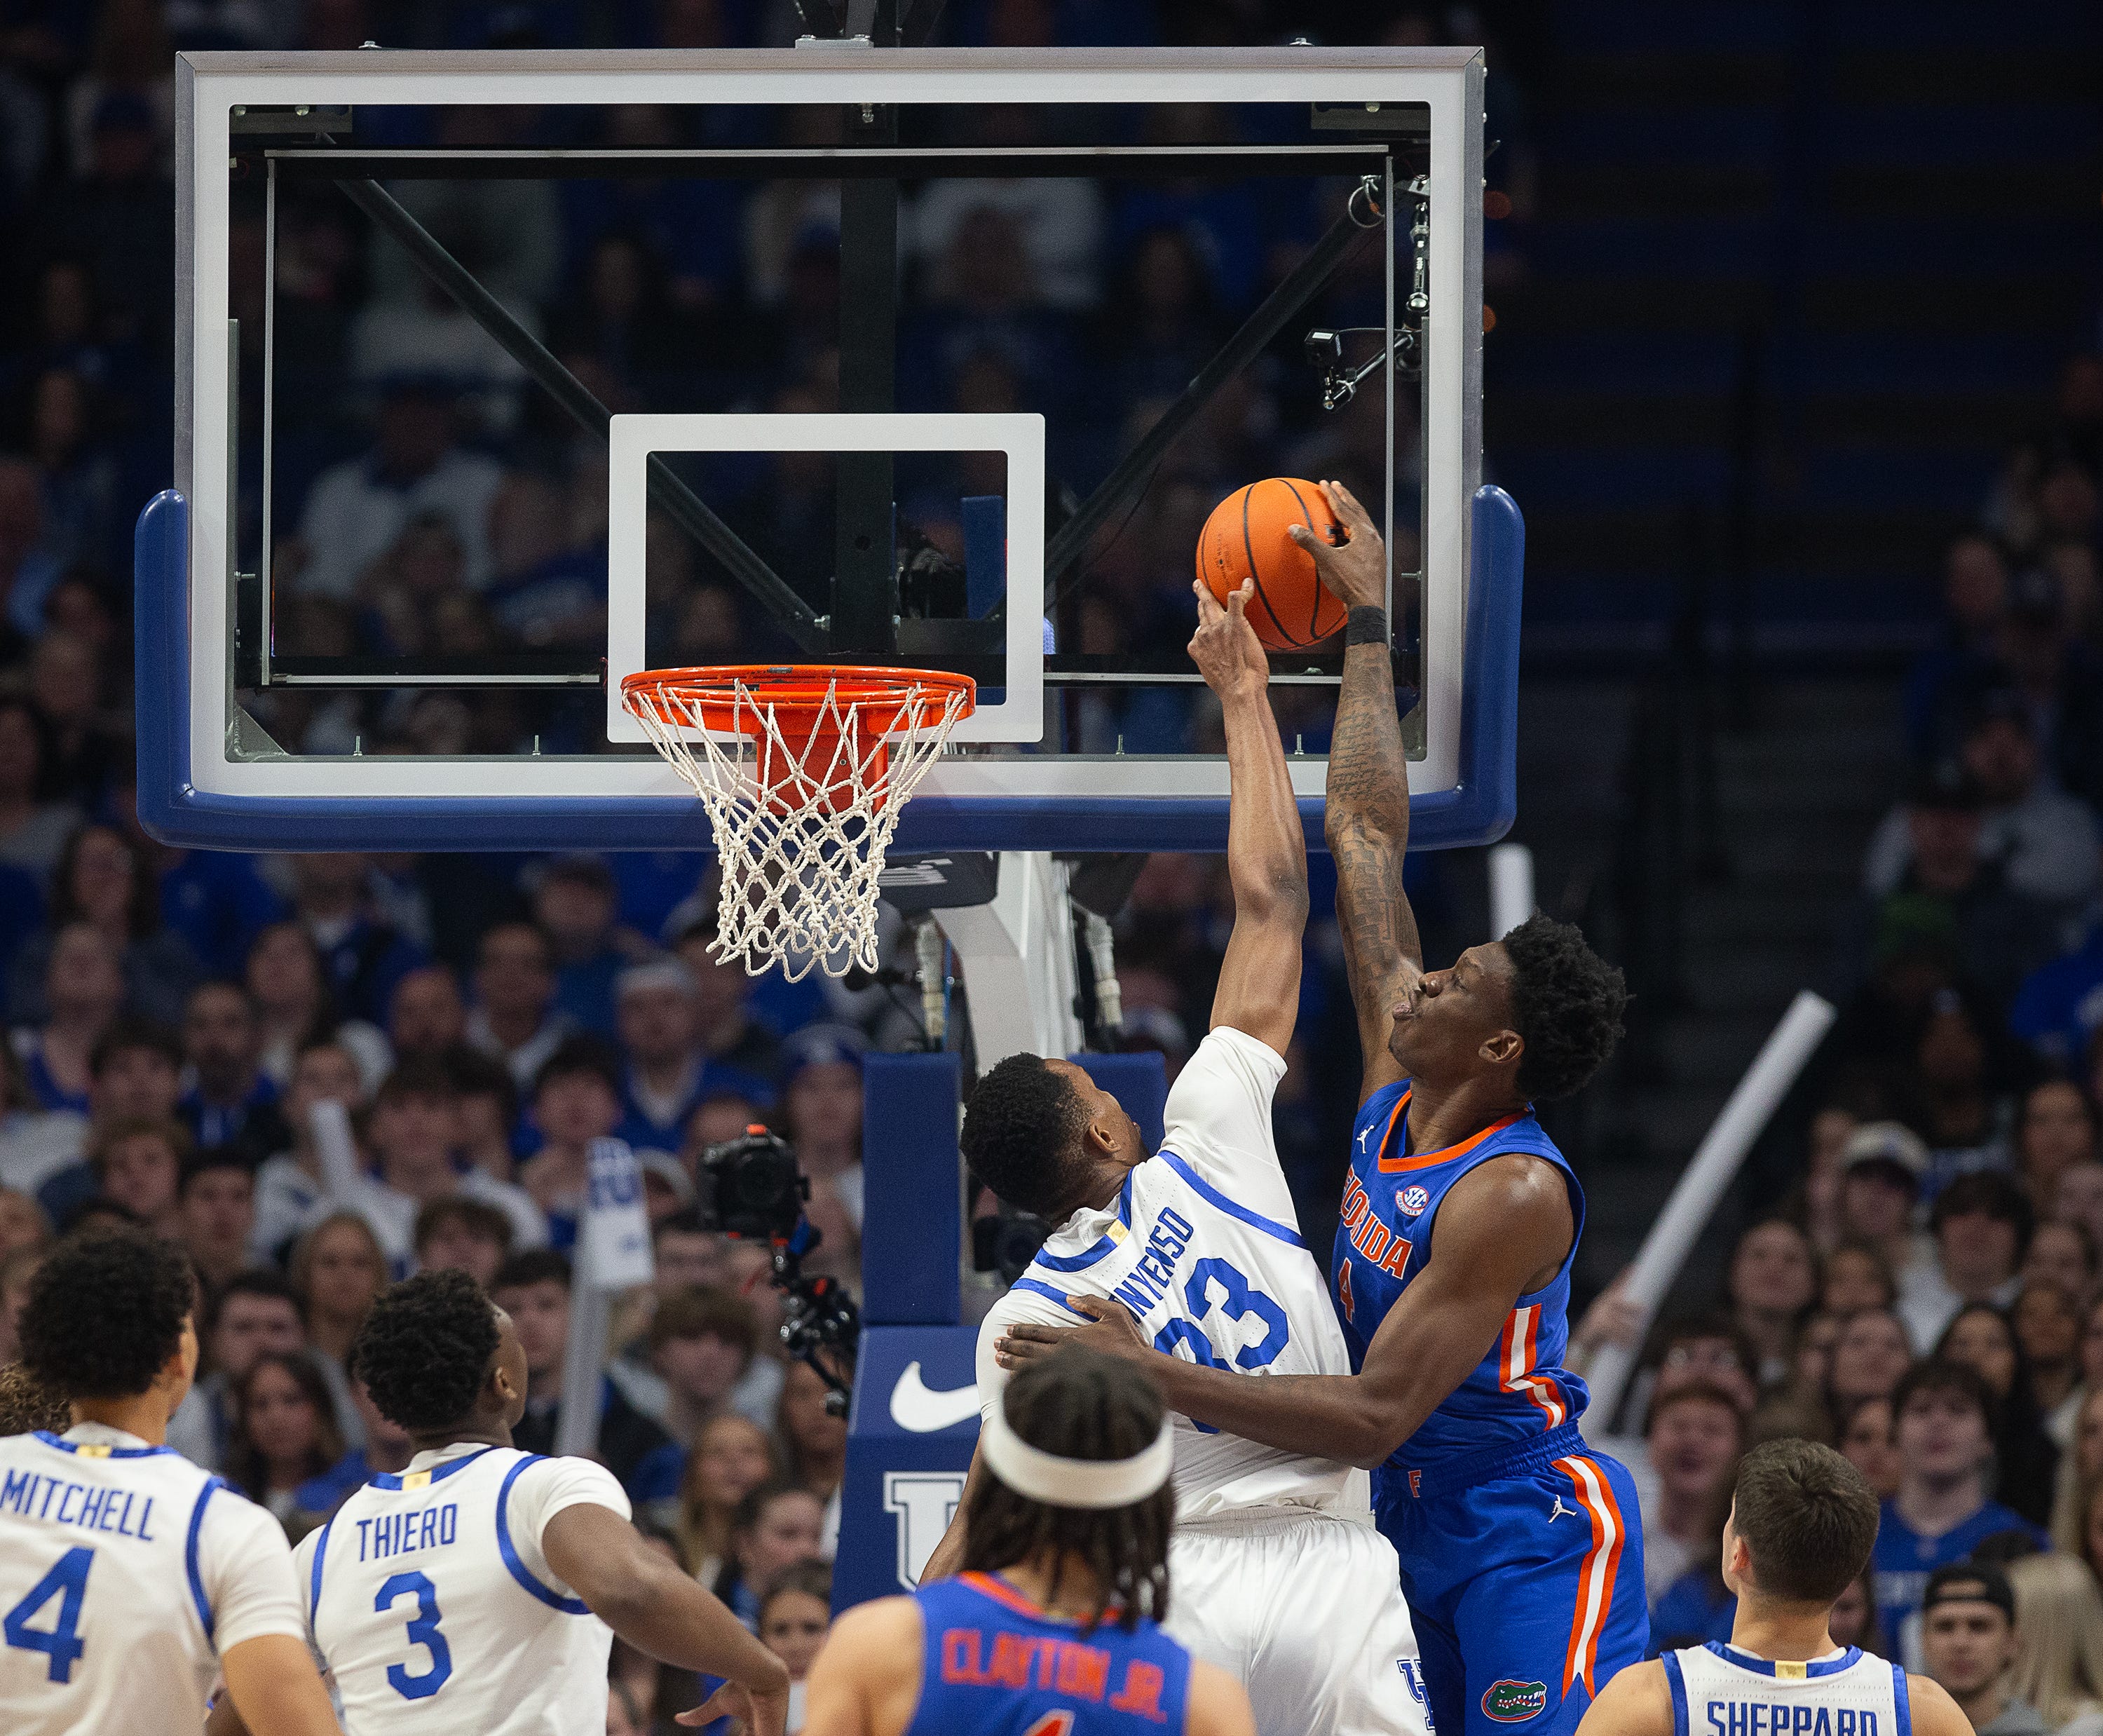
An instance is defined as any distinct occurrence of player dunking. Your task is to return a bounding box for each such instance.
[215,1268,789,1736]
[926,576,1430,1736]
[0,1226,341,1736]
[805,1347,1253,1736]
[1578,1440,1969,1736]
[1000,482,1646,1736]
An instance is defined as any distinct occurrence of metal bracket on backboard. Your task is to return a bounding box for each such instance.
[229,103,350,135]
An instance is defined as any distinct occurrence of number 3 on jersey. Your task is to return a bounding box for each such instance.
[1150,1256,1291,1434]
[4,1546,94,1683]
[377,1570,453,1700]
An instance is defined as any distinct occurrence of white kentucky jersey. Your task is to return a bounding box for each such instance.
[298,1442,629,1735]
[1666,1641,1910,1736]
[979,1026,1356,1519]
[0,1424,306,1735]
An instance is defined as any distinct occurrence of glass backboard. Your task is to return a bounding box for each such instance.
[141,46,1518,853]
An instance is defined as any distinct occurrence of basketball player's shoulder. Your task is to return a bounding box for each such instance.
[804,1594,925,1735]
[829,1593,922,1654]
[815,1596,923,1690]
[1900,1671,1975,1736]
[1571,1656,1671,1736]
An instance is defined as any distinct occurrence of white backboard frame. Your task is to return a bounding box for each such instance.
[165,47,1486,838]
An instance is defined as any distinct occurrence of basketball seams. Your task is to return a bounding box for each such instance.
[1278,477,1339,643]
[1239,483,1293,647]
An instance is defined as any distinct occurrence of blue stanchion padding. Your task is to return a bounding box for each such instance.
[1073,1051,1167,1153]
[836,1324,980,1614]
[133,484,1520,853]
[859,1052,963,1328]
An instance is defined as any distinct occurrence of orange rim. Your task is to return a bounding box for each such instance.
[621,663,976,735]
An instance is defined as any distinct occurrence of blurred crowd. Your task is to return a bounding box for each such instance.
[11,0,2103,1731]
[1567,345,2103,1734]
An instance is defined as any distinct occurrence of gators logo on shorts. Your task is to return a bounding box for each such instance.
[1481,1680,1549,1723]
[1399,1184,1430,1216]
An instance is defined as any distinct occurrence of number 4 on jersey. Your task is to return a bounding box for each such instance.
[4,1547,95,1683]
[1026,1714,1077,1736]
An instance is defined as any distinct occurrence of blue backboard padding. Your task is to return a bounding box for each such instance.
[134,484,1521,853]
[960,493,1005,621]
[860,1052,963,1329]
[1073,1051,1167,1153]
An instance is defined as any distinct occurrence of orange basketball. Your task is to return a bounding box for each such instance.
[1195,477,1349,651]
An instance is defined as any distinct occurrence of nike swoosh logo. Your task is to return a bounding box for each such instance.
[890,1362,983,1434]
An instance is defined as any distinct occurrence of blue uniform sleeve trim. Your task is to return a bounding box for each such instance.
[1031,1236,1117,1272]
[308,1517,334,1627]
[1117,1172,1134,1228]
[1010,1277,1094,1317]
[1661,1652,1689,1736]
[495,1456,592,1615]
[1892,1662,1912,1736]
[1157,1151,1305,1248]
[187,1475,227,1640]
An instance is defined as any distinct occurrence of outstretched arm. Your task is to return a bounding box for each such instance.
[1292,480,1422,1106]
[540,1502,791,1736]
[996,1153,1572,1467]
[1194,576,1308,1055]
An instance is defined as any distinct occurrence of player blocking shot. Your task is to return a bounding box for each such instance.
[214,1268,789,1736]
[926,576,1431,1736]
[0,1226,341,1736]
[999,482,1645,1736]
[805,1347,1253,1736]
[1577,1441,1971,1736]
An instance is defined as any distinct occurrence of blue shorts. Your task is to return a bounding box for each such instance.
[1375,1424,1649,1736]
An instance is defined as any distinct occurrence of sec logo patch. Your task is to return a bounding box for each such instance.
[1399,1185,1430,1217]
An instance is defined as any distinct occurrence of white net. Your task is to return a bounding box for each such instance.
[625,672,971,982]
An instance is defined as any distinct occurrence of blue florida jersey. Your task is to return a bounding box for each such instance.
[906,1572,1192,1735]
[1333,1080,1590,1472]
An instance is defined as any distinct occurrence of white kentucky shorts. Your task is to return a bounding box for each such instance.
[1164,1505,1434,1736]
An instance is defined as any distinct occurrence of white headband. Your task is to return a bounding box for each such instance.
[980,1398,1174,1510]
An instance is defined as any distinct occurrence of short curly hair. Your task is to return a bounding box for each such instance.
[1500,914,1626,1102]
[0,1362,72,1433]
[961,1055,1092,1219]
[18,1227,195,1400]
[350,1268,501,1433]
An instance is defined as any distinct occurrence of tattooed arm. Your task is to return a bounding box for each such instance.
[1289,481,1422,1106]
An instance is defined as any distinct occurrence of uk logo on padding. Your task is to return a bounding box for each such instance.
[1398,1185,1430,1217]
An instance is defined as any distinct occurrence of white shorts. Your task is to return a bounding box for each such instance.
[1164,1507,1433,1736]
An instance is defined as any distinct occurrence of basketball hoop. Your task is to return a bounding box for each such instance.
[622,665,975,982]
